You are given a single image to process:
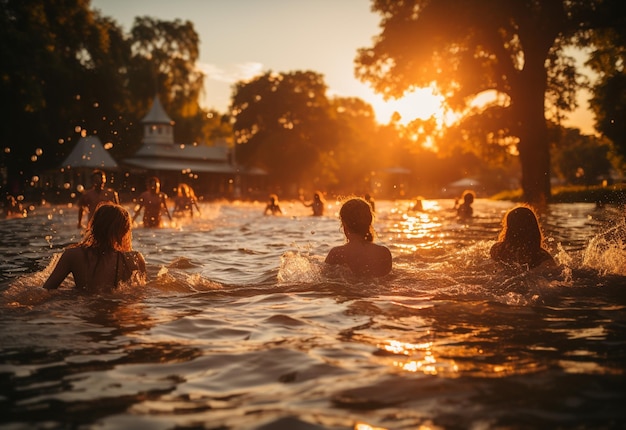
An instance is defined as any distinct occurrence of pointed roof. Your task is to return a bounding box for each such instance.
[61,136,118,169]
[141,95,173,124]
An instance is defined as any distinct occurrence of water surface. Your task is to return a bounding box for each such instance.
[1,199,625,429]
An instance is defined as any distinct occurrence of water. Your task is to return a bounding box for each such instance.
[1,199,625,429]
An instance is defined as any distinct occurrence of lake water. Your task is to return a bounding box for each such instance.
[1,198,625,429]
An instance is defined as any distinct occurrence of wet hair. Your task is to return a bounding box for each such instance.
[498,205,544,250]
[79,202,133,252]
[340,197,375,242]
[269,193,278,204]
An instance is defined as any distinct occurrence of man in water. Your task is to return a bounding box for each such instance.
[77,169,120,228]
[132,176,172,228]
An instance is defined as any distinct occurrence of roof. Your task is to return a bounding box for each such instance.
[123,158,239,173]
[60,136,118,169]
[141,95,173,124]
[131,143,230,162]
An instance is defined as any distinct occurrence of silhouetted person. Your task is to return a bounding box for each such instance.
[364,193,375,212]
[77,169,119,228]
[264,194,283,215]
[302,191,325,216]
[173,183,201,218]
[132,176,171,228]
[325,197,392,277]
[490,205,556,269]
[455,190,475,220]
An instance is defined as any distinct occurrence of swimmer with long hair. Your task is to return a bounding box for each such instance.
[490,205,555,269]
[43,202,146,292]
[325,197,392,277]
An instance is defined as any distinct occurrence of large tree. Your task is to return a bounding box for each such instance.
[355,0,609,204]
[0,3,212,195]
[230,71,335,190]
[0,0,129,194]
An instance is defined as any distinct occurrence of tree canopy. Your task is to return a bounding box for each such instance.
[355,0,622,204]
[0,1,214,195]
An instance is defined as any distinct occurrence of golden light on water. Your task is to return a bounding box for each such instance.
[376,339,459,376]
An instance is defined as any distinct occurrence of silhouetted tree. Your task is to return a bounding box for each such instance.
[585,2,626,158]
[230,71,335,190]
[551,125,613,186]
[0,0,130,194]
[355,0,616,204]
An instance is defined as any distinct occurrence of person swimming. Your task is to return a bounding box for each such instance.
[173,183,201,218]
[490,205,556,269]
[132,176,172,228]
[302,191,325,216]
[43,202,147,292]
[456,190,475,220]
[325,197,392,277]
[264,194,283,215]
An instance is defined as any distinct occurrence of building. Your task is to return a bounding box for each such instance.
[123,95,242,198]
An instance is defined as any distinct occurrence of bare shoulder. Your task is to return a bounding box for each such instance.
[490,242,503,258]
[325,245,346,264]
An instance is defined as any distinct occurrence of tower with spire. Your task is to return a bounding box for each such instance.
[141,95,175,146]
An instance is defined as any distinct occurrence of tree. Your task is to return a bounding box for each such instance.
[355,0,608,204]
[551,125,612,186]
[585,4,626,158]
[230,71,335,190]
[0,0,138,195]
[324,96,384,193]
[128,17,205,148]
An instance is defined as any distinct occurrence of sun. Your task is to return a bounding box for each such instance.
[361,86,448,125]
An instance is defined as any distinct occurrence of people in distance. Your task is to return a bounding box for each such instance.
[264,194,283,215]
[77,169,120,228]
[325,197,392,277]
[364,193,375,212]
[172,183,201,218]
[490,205,556,269]
[455,189,475,220]
[302,191,325,216]
[43,202,146,292]
[132,176,172,228]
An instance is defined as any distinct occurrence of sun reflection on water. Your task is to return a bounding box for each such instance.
[377,339,459,376]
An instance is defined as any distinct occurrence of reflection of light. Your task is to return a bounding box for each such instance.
[355,422,388,430]
[378,339,459,376]
[380,339,432,355]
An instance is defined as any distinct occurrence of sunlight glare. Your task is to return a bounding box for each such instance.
[364,87,446,125]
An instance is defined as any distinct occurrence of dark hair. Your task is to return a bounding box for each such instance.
[498,205,543,250]
[462,190,475,203]
[80,202,133,252]
[340,198,374,242]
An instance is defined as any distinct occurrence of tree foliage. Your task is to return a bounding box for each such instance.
[355,0,615,204]
[550,125,612,185]
[584,0,626,157]
[231,71,335,188]
[0,2,218,194]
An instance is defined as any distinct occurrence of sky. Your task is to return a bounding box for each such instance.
[90,0,594,133]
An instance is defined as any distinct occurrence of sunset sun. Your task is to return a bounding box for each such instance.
[362,86,448,125]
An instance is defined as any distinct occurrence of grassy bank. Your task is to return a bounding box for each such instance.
[491,184,626,204]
